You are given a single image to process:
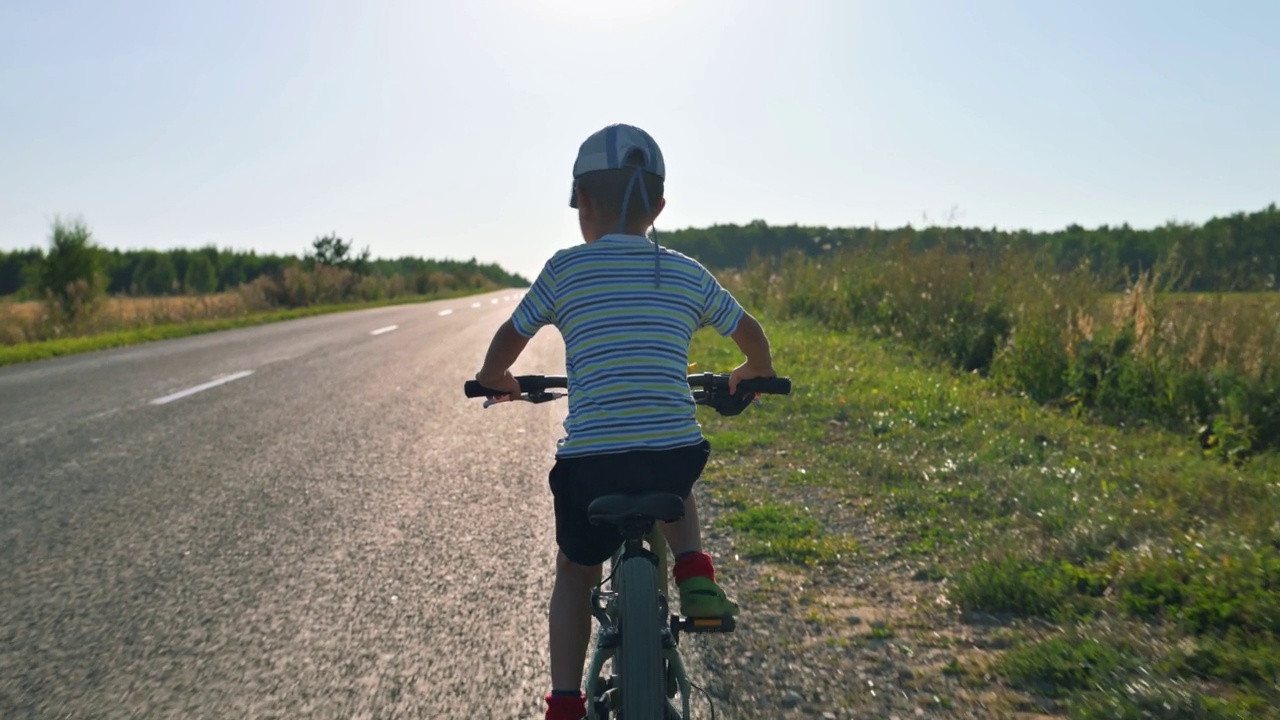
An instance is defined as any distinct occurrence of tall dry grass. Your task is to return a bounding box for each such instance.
[1,263,502,347]
[0,293,252,345]
[726,241,1280,458]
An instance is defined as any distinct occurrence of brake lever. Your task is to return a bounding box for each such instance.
[481,391,566,409]
[525,391,564,404]
[692,385,760,416]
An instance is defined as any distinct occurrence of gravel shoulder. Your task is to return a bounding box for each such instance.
[689,472,1060,720]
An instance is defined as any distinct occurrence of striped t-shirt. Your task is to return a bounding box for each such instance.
[511,234,745,458]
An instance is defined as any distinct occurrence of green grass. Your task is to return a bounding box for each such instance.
[718,502,857,565]
[998,634,1141,700]
[0,289,488,367]
[689,315,1280,715]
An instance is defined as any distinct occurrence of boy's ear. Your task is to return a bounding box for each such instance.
[651,197,666,223]
[575,186,594,215]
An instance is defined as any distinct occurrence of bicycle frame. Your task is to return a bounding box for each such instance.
[584,526,693,720]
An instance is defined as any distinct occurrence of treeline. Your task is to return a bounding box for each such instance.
[0,235,528,299]
[660,204,1280,292]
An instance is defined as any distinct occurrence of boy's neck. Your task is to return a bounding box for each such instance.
[583,224,651,244]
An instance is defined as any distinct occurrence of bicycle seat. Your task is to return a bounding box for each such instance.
[587,493,685,526]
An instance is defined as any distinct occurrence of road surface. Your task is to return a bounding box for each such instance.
[2,290,713,719]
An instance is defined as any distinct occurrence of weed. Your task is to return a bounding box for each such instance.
[999,634,1140,700]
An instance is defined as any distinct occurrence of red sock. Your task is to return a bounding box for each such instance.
[673,551,715,585]
[545,691,585,720]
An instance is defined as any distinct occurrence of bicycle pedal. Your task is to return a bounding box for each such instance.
[677,615,736,633]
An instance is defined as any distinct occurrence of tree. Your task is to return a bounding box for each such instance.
[0,248,42,297]
[306,233,370,274]
[36,217,105,319]
[218,259,246,291]
[184,254,217,294]
[132,251,178,295]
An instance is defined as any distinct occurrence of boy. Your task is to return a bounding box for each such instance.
[473,123,775,720]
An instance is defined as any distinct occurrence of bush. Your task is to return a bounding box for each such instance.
[36,217,106,322]
[999,634,1138,700]
[1118,544,1280,636]
[949,556,1111,618]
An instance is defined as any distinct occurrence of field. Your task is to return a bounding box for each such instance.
[690,316,1280,717]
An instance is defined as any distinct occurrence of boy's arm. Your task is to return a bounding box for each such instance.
[476,319,530,393]
[693,263,776,394]
[476,261,556,397]
[727,312,775,394]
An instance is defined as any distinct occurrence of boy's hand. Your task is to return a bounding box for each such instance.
[728,361,776,396]
[475,369,522,401]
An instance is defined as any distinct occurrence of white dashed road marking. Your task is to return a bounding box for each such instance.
[438,309,454,316]
[370,325,398,336]
[150,371,254,406]
[470,302,481,308]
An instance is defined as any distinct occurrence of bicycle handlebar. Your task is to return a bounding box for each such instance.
[464,375,564,398]
[464,373,791,399]
[689,373,792,395]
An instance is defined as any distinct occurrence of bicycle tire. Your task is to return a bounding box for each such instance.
[616,556,665,720]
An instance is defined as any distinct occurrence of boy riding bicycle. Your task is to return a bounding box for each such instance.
[473,123,776,720]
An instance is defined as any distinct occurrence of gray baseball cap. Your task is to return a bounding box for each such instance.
[568,123,665,208]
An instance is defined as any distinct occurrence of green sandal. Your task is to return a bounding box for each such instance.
[677,576,740,618]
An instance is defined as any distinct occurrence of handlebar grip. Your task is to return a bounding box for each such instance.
[465,380,505,398]
[738,377,792,395]
[465,375,569,398]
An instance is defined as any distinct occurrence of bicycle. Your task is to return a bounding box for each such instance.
[464,372,792,719]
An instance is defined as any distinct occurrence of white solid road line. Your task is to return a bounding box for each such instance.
[370,325,399,336]
[150,371,255,406]
[438,309,454,316]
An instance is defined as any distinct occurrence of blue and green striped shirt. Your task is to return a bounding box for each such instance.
[511,234,745,458]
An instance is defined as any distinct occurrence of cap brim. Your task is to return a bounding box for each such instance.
[568,180,578,209]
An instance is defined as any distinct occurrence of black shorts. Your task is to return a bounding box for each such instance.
[549,440,711,566]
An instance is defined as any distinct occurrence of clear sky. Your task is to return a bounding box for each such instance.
[2,0,1277,281]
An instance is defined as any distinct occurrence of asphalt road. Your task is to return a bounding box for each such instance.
[0,290,664,719]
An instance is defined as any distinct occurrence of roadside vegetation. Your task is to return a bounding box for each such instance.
[662,203,1279,293]
[676,210,1279,716]
[0,217,528,365]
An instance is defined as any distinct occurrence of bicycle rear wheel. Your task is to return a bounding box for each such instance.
[615,556,664,720]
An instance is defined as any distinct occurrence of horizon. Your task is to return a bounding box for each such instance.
[7,201,1279,267]
[3,1,1277,281]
